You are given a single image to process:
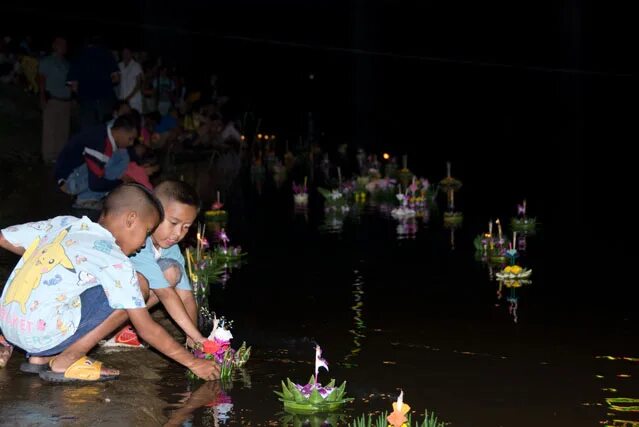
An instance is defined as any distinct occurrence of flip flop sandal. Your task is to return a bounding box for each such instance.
[20,362,49,374]
[39,356,119,383]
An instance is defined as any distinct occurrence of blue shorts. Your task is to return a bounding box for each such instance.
[29,286,113,357]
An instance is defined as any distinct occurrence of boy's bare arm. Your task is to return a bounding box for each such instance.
[127,307,219,379]
[153,287,206,343]
[0,232,25,256]
[176,289,198,325]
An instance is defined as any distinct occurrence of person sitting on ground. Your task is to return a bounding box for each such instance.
[55,114,138,210]
[106,180,207,348]
[0,184,220,383]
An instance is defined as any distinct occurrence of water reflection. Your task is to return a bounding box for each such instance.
[279,412,346,427]
[596,355,639,426]
[396,217,418,240]
[496,279,531,323]
[164,381,231,427]
[343,269,366,368]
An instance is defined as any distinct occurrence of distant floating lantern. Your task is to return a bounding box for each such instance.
[383,152,390,160]
[240,135,246,141]
[264,135,270,140]
[271,135,276,140]
[257,133,263,139]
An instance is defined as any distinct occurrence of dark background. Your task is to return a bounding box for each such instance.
[5,0,636,257]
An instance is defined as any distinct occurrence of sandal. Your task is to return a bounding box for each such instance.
[39,356,119,383]
[20,362,49,374]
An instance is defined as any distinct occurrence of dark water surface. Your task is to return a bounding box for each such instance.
[1,155,637,426]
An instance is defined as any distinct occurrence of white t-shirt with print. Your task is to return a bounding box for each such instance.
[0,216,144,353]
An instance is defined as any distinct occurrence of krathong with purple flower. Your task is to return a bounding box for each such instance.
[510,199,537,233]
[275,345,352,413]
[212,229,246,263]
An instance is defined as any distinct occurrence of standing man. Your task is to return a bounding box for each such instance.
[67,36,119,129]
[38,36,72,164]
[118,47,143,113]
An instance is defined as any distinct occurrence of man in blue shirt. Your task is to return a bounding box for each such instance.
[67,37,119,129]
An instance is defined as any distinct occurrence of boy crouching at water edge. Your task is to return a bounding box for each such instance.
[0,184,219,382]
[108,180,208,349]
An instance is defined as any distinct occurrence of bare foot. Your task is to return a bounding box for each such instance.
[28,355,53,366]
[0,336,13,368]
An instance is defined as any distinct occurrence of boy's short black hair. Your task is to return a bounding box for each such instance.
[112,114,138,132]
[102,183,164,225]
[154,180,201,212]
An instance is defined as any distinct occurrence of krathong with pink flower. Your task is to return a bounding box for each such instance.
[275,345,352,413]
[205,191,228,222]
[293,177,309,205]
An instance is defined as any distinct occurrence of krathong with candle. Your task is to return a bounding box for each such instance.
[398,154,414,187]
[511,199,537,233]
[187,315,251,381]
[473,219,511,263]
[185,224,225,304]
[349,390,445,427]
[275,345,352,413]
[205,191,228,222]
[439,161,462,193]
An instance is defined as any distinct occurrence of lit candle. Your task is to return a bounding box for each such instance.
[402,154,408,170]
[489,220,493,236]
[496,219,502,240]
[523,199,527,216]
[186,248,193,281]
[196,231,201,260]
[216,191,220,205]
[337,167,342,186]
[513,231,517,248]
[447,161,451,178]
[448,189,454,210]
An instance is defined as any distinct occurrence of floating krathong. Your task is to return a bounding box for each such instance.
[212,229,246,263]
[495,265,532,280]
[293,177,309,205]
[275,345,352,413]
[511,199,537,233]
[205,191,228,222]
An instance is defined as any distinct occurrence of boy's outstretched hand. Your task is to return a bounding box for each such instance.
[190,359,220,381]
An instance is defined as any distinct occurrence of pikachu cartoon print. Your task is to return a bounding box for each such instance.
[3,228,75,314]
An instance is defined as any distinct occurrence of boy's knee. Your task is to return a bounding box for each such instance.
[158,258,182,288]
